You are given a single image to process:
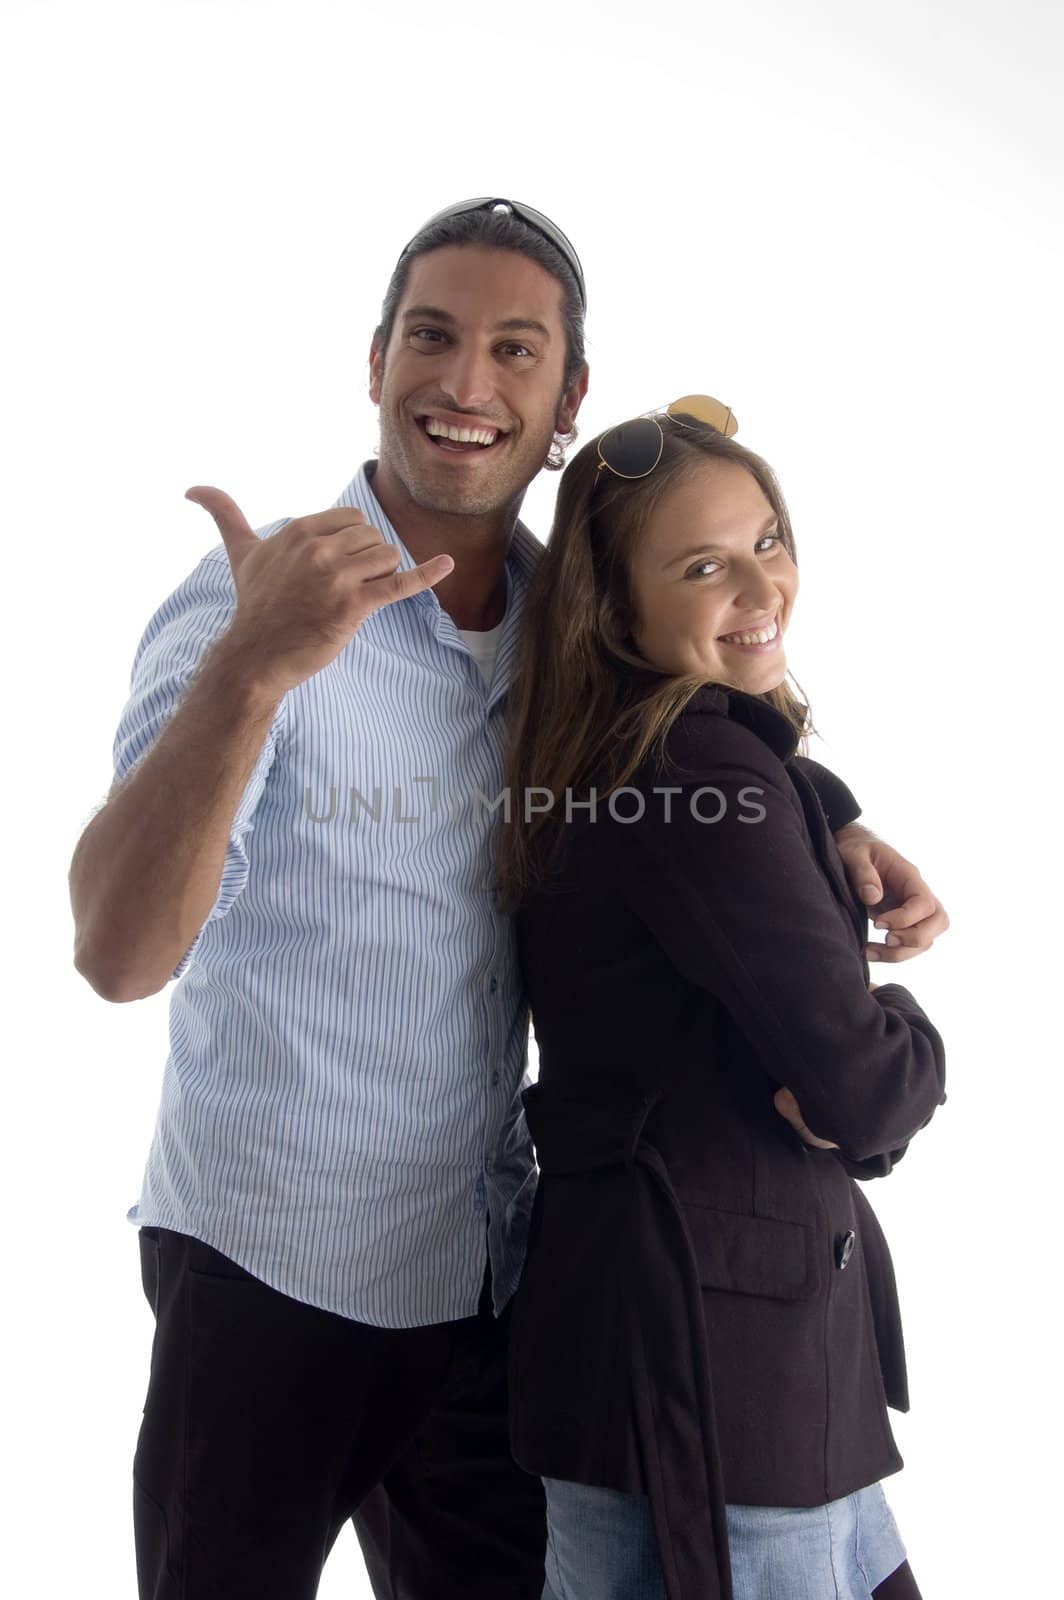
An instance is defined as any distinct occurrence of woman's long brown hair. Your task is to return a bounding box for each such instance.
[495,412,815,914]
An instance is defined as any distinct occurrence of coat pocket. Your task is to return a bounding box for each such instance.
[681,1203,822,1301]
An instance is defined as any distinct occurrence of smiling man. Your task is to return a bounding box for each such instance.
[68,198,947,1600]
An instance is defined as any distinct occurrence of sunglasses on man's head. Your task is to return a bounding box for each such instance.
[595,395,739,481]
[396,197,587,315]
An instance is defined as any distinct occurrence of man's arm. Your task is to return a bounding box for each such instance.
[794,754,950,964]
[70,634,283,1002]
[834,822,951,963]
[70,486,455,1004]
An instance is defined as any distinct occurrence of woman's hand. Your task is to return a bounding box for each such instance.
[773,1087,840,1150]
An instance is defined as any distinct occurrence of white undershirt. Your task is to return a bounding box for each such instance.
[457,615,506,687]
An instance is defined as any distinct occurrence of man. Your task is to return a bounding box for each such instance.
[69,198,948,1600]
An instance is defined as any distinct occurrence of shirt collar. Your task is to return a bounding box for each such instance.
[328,468,797,754]
[333,461,542,606]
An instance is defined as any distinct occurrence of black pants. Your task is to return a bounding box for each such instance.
[132,1227,547,1599]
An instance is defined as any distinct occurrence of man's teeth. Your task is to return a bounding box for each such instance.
[423,417,500,446]
[719,617,779,646]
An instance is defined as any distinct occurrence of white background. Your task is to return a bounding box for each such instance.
[3,1,1061,1595]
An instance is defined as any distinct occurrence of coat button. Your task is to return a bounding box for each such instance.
[835,1229,856,1270]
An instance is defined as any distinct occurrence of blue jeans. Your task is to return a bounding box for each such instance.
[541,1476,907,1600]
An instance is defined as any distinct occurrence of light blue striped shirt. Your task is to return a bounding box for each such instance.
[119,462,541,1327]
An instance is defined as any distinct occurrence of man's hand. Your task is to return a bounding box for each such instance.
[186,487,455,697]
[834,823,950,964]
[773,1088,839,1150]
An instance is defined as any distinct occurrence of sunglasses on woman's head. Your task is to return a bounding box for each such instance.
[595,395,739,481]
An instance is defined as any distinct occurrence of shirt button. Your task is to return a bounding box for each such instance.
[491,1070,500,1086]
[489,976,498,994]
[835,1229,856,1270]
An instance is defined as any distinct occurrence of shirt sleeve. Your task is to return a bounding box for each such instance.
[111,545,286,981]
[791,756,862,832]
[612,722,945,1162]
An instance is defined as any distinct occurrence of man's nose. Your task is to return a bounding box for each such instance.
[437,344,497,412]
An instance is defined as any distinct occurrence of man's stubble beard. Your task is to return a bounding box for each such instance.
[376,396,562,519]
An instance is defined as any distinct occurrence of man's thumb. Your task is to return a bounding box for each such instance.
[185,485,259,574]
[858,875,883,905]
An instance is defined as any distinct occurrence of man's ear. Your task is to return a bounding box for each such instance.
[557,362,590,435]
[368,332,384,404]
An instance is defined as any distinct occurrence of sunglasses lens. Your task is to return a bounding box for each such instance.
[667,394,738,437]
[598,418,664,478]
[509,204,585,293]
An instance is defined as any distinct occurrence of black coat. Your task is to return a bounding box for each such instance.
[507,685,946,1600]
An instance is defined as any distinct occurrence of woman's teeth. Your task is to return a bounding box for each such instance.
[719,616,779,647]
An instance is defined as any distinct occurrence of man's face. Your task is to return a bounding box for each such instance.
[369,245,587,517]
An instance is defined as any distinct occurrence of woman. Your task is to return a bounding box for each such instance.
[497,399,946,1600]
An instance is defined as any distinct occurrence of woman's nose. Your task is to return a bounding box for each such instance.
[731,566,780,615]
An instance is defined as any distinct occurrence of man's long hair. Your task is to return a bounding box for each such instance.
[375,208,587,470]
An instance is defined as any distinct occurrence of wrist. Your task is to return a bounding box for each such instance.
[202,629,288,716]
[835,821,880,849]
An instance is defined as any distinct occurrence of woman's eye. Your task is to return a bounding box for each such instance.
[688,537,780,582]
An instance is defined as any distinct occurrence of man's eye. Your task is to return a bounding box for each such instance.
[412,328,447,344]
[500,342,534,358]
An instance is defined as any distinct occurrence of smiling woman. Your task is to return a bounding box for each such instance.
[497,406,945,1598]
[626,457,798,683]
[497,410,814,906]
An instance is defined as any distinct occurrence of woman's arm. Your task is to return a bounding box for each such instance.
[790,755,862,833]
[776,984,921,1175]
[612,720,946,1162]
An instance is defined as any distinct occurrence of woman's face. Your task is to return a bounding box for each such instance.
[627,457,798,693]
